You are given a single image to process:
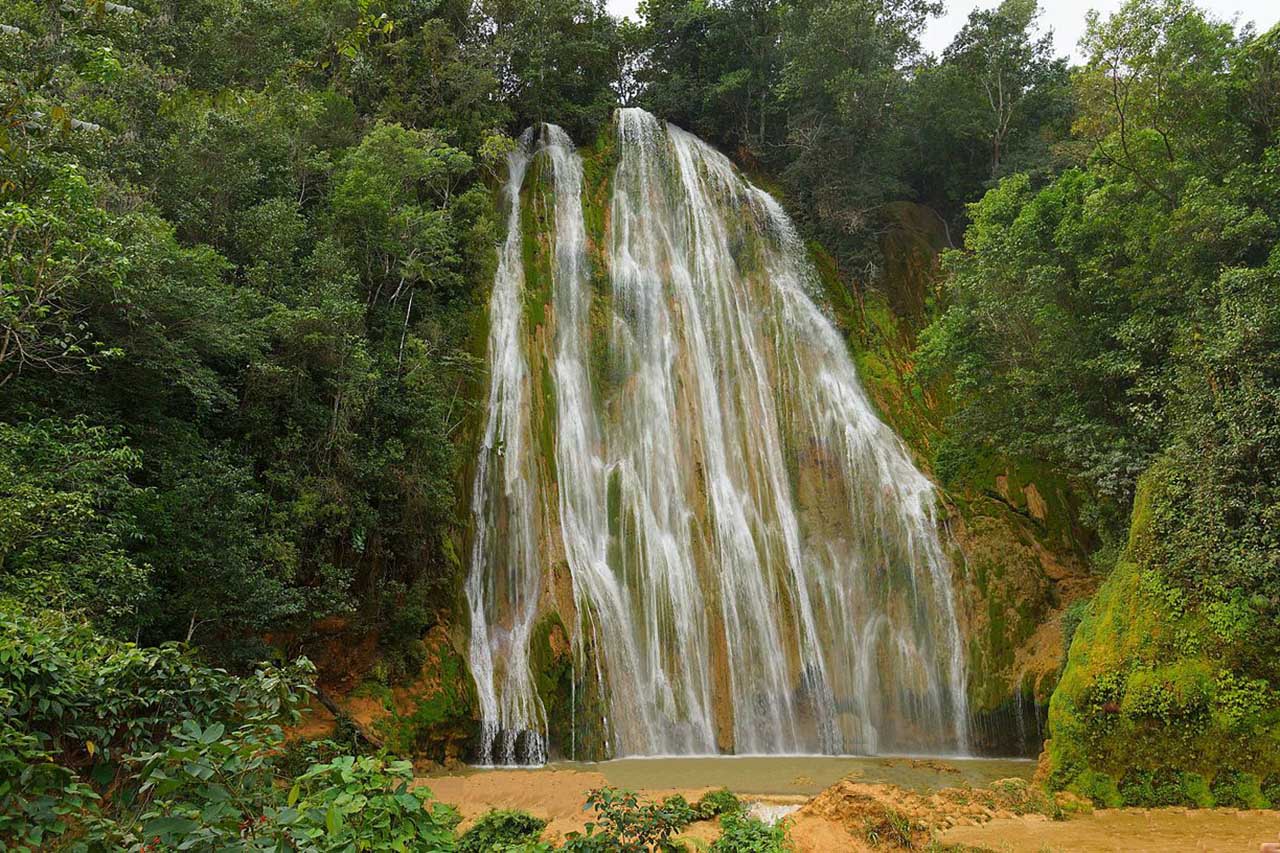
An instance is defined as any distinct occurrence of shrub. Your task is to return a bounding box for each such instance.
[1263,776,1280,808]
[275,756,460,850]
[1068,770,1123,808]
[0,603,463,851]
[458,809,549,852]
[114,733,461,850]
[563,787,694,851]
[0,603,314,848]
[1119,770,1189,807]
[695,788,744,820]
[1210,771,1270,810]
[983,778,1061,817]
[1180,772,1214,808]
[659,794,698,827]
[712,812,790,852]
[275,737,355,779]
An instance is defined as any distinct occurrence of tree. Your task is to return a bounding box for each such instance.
[0,418,148,630]
[0,166,125,386]
[776,0,940,262]
[941,0,1065,179]
[898,0,1070,226]
[1072,0,1242,204]
[635,0,787,152]
[918,1,1278,527]
[331,123,475,306]
[480,0,625,142]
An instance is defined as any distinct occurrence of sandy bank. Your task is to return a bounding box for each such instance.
[940,808,1280,852]
[415,761,1280,852]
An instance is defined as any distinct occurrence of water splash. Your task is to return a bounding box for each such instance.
[467,111,969,764]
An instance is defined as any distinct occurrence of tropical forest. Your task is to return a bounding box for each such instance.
[1,0,1278,849]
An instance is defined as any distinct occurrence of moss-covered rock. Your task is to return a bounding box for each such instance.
[1045,462,1280,806]
[376,626,479,766]
[529,612,574,753]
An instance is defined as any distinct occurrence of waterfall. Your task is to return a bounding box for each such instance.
[465,129,548,766]
[466,111,970,765]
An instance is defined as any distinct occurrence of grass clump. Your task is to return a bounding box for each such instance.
[862,807,916,848]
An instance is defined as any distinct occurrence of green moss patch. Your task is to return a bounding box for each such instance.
[1046,465,1280,806]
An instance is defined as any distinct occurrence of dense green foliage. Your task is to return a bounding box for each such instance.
[915,0,1280,803]
[710,812,790,853]
[559,787,780,853]
[0,0,531,664]
[2,0,1278,836]
[457,809,550,852]
[0,603,462,850]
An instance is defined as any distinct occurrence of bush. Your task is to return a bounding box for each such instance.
[695,788,744,820]
[1263,776,1280,808]
[1068,770,1123,808]
[274,736,359,780]
[562,787,695,851]
[458,809,549,852]
[127,746,460,851]
[1047,468,1280,806]
[1180,772,1214,808]
[659,794,698,827]
[712,812,790,852]
[275,756,460,850]
[1210,771,1271,810]
[1119,770,1190,807]
[0,603,464,851]
[0,603,315,847]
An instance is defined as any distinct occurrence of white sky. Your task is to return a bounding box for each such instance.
[604,0,1280,62]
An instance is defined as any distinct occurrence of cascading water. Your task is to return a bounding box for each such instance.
[466,111,970,765]
[465,130,548,765]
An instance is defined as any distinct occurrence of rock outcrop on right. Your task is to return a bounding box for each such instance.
[1045,460,1280,807]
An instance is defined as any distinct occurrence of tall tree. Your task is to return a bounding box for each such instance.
[480,0,625,141]
[636,0,786,152]
[776,0,940,263]
[900,0,1070,225]
[942,0,1065,179]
